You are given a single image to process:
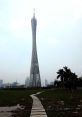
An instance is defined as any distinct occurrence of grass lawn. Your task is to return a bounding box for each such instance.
[38,88,82,117]
[1,88,82,117]
[0,88,42,117]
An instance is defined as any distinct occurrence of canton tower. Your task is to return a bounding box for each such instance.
[30,11,41,87]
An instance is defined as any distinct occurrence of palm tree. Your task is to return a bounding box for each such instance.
[63,66,71,82]
[56,66,78,89]
[69,72,78,89]
[57,69,64,82]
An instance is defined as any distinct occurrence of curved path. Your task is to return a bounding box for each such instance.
[30,92,47,117]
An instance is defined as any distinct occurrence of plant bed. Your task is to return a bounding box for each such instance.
[38,89,82,117]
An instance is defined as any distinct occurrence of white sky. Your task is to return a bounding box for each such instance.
[0,0,82,84]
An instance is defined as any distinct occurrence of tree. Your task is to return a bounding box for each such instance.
[56,66,78,89]
[63,66,71,82]
[57,69,64,82]
[77,77,82,87]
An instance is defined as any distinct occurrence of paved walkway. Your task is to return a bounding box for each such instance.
[30,92,47,117]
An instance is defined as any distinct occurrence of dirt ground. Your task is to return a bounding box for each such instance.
[0,104,22,117]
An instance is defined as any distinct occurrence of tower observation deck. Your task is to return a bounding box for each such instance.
[30,12,41,87]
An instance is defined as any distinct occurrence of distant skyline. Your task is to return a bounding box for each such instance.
[0,0,82,84]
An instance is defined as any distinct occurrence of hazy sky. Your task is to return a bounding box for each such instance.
[0,0,82,84]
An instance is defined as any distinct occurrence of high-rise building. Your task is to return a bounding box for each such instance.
[45,79,48,87]
[30,12,41,87]
[0,80,3,88]
[25,77,30,87]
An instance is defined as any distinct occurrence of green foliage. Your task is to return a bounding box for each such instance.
[56,66,78,89]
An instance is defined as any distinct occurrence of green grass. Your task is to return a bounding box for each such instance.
[0,88,39,106]
[0,88,43,117]
[1,88,82,117]
[38,89,82,117]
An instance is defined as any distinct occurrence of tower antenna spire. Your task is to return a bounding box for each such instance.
[33,8,35,17]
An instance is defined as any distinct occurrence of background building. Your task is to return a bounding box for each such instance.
[0,80,3,88]
[25,77,30,87]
